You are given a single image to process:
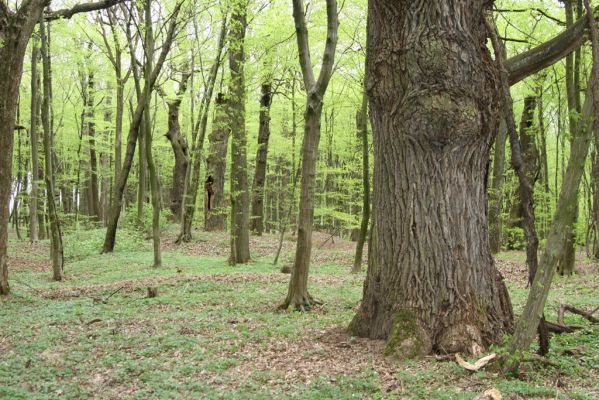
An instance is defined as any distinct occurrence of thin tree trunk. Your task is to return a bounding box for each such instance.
[250,82,273,236]
[103,4,182,253]
[177,15,227,243]
[281,0,338,310]
[143,0,161,267]
[40,16,64,281]
[85,61,101,220]
[29,42,40,243]
[228,0,251,264]
[352,87,369,273]
[559,0,582,275]
[503,69,595,375]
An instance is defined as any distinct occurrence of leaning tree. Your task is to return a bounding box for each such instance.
[349,0,597,357]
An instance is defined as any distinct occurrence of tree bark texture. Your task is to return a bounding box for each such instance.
[349,1,513,357]
[204,94,230,231]
[250,82,273,236]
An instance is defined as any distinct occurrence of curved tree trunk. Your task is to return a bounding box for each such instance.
[349,1,513,357]
[165,71,190,222]
[250,82,273,236]
[204,94,230,231]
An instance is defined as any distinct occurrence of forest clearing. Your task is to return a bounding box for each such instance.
[1,226,597,399]
[2,0,599,398]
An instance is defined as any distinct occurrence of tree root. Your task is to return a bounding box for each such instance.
[278,292,321,312]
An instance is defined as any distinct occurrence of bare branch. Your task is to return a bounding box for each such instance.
[44,0,127,21]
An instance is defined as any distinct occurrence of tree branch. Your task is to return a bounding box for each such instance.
[44,0,128,21]
[315,0,338,96]
[505,7,596,85]
[292,0,316,90]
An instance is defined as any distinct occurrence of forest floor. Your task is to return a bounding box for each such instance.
[0,224,598,399]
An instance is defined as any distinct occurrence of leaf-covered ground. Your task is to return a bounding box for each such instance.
[1,225,597,399]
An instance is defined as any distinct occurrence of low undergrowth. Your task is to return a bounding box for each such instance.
[0,228,597,399]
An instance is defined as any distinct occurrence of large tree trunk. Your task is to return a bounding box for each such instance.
[349,1,513,357]
[228,0,250,264]
[352,87,369,273]
[204,94,230,231]
[250,82,273,236]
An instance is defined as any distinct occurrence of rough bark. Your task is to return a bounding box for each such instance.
[349,2,513,357]
[165,71,190,222]
[281,0,338,310]
[204,94,230,231]
[250,82,273,236]
[352,88,369,273]
[228,0,251,264]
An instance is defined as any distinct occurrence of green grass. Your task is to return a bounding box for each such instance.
[0,228,597,399]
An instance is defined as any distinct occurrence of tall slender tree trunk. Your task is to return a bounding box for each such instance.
[85,65,101,220]
[29,42,41,242]
[177,15,227,243]
[40,16,64,281]
[143,0,161,267]
[205,94,230,231]
[559,0,582,275]
[228,0,250,264]
[489,119,507,253]
[101,93,112,224]
[352,87,369,273]
[281,0,338,310]
[349,1,513,357]
[103,4,182,253]
[250,82,273,236]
